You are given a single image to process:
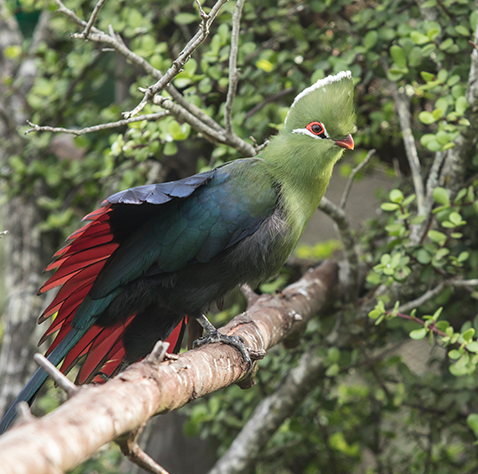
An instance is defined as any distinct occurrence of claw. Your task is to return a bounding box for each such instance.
[193,330,252,369]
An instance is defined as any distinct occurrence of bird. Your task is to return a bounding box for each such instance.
[0,70,355,433]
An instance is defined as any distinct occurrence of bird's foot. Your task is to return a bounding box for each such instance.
[193,330,253,369]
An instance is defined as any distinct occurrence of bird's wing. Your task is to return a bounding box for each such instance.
[90,159,277,298]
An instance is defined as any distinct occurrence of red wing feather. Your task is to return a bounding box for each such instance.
[39,202,186,385]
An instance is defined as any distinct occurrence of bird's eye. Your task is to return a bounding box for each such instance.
[306,121,327,138]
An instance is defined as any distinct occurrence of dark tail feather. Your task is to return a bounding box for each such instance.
[0,328,84,435]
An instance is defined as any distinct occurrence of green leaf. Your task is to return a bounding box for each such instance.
[411,32,430,45]
[127,9,143,29]
[4,45,22,60]
[326,363,340,377]
[448,211,464,225]
[428,230,447,246]
[256,59,274,72]
[467,414,478,436]
[381,202,399,211]
[466,342,478,353]
[439,38,454,51]
[328,347,340,363]
[448,349,461,359]
[420,71,435,82]
[416,249,431,264]
[410,328,427,340]
[433,187,450,206]
[390,45,407,68]
[363,31,378,49]
[418,111,436,124]
[463,328,475,343]
[402,194,416,207]
[175,12,199,25]
[455,25,470,36]
[456,96,468,115]
[389,189,404,203]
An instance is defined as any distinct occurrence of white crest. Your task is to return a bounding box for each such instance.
[285,70,352,124]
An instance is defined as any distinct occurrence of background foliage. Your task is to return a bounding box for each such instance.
[2,0,478,472]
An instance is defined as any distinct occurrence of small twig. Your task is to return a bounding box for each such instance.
[319,197,359,301]
[250,136,269,154]
[397,278,478,314]
[145,341,170,370]
[224,0,245,137]
[397,281,447,314]
[339,149,375,209]
[194,0,209,24]
[470,41,478,52]
[13,402,35,427]
[118,432,170,474]
[123,0,228,119]
[74,0,108,39]
[33,353,77,398]
[393,86,425,215]
[241,284,260,307]
[25,112,169,136]
[451,278,478,286]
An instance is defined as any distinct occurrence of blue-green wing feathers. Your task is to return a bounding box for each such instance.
[90,159,277,299]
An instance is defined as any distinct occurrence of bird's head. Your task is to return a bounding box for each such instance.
[283,70,355,154]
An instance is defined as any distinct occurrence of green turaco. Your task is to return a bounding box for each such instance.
[0,70,355,433]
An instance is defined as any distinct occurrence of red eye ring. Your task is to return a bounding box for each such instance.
[306,121,326,137]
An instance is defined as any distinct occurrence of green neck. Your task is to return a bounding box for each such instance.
[261,132,344,234]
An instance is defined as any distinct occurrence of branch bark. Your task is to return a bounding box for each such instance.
[0,261,339,474]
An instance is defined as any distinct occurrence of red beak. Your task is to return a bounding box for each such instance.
[334,134,354,150]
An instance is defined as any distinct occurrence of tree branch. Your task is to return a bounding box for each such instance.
[339,149,375,210]
[392,86,425,215]
[0,261,339,474]
[74,0,108,39]
[319,198,359,301]
[224,0,245,137]
[25,112,170,136]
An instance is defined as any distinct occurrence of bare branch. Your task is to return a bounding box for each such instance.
[117,432,170,474]
[33,354,77,399]
[319,197,359,301]
[0,262,339,474]
[145,341,170,370]
[25,112,169,137]
[240,284,260,307]
[393,86,425,215]
[450,278,478,287]
[123,0,228,119]
[397,281,447,314]
[224,0,245,137]
[397,278,478,314]
[74,0,108,39]
[339,149,375,210]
